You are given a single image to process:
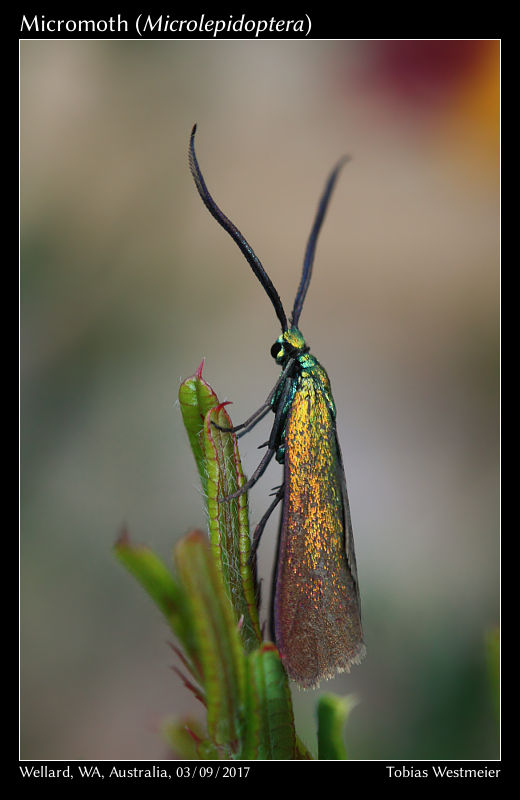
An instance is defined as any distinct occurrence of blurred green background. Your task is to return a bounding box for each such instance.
[20,40,499,759]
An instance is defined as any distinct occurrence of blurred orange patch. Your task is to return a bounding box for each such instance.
[444,40,500,172]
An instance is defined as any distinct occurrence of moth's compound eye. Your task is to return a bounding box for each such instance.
[271,342,282,360]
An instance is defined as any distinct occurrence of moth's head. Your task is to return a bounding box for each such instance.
[270,327,307,365]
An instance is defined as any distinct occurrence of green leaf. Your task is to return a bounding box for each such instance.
[114,530,199,677]
[174,530,246,750]
[178,360,219,494]
[317,693,359,760]
[242,643,296,759]
[179,363,261,651]
[204,401,261,650]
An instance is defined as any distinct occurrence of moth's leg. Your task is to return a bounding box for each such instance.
[212,358,295,435]
[219,376,293,501]
[248,485,284,564]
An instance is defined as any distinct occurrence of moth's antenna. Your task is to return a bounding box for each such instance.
[189,125,288,332]
[291,156,350,327]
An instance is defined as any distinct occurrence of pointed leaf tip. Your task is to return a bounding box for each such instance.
[184,529,207,545]
[115,526,130,548]
[172,667,206,706]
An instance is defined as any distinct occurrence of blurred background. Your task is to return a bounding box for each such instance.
[20,39,499,760]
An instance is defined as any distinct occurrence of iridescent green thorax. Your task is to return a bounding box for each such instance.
[269,328,336,464]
